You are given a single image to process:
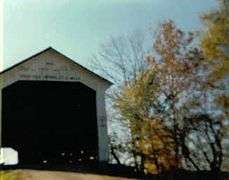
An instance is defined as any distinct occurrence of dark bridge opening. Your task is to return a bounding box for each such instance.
[2,80,98,166]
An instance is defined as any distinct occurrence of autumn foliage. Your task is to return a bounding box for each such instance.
[92,0,228,175]
[201,0,229,81]
[113,20,226,174]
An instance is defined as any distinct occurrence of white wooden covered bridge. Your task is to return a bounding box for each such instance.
[0,47,112,166]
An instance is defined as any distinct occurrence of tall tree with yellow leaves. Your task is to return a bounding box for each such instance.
[114,70,178,173]
[201,0,229,171]
[201,0,229,81]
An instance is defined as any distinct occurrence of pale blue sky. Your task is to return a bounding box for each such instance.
[4,0,217,70]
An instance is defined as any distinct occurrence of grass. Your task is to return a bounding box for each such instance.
[0,171,20,180]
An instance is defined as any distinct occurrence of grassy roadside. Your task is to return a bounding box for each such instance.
[0,171,20,180]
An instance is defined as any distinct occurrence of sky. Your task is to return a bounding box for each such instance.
[2,0,218,71]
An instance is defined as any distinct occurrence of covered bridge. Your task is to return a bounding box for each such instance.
[0,47,112,166]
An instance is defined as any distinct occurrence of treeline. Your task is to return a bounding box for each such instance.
[92,0,229,174]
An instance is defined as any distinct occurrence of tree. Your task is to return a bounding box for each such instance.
[201,0,229,171]
[91,32,149,86]
[115,70,178,173]
[92,17,225,173]
[90,31,150,168]
[201,0,229,81]
[148,20,224,172]
[114,20,224,173]
[146,20,206,171]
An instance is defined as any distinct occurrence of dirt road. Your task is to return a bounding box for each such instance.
[1,170,134,180]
